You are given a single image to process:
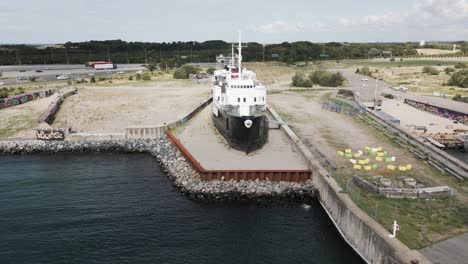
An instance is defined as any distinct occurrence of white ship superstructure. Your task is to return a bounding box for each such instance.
[211,33,268,153]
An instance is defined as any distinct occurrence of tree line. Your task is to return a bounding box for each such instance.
[0,39,466,66]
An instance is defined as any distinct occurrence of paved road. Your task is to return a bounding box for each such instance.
[0,64,146,85]
[420,233,468,264]
[339,69,468,114]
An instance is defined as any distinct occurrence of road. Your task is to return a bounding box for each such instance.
[0,64,146,85]
[339,69,468,114]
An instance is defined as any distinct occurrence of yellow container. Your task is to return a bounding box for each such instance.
[377,152,385,157]
[376,157,383,161]
[354,153,361,158]
[377,147,383,151]
[353,165,362,170]
[399,166,407,171]
[337,151,344,156]
[364,146,371,151]
[364,166,372,171]
[358,160,366,165]
[387,165,395,170]
[406,164,412,170]
[345,149,352,154]
[365,158,370,164]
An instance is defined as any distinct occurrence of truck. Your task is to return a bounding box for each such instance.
[86,61,117,70]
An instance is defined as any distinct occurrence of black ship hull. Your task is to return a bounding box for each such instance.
[213,108,268,153]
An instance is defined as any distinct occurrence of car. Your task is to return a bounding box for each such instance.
[56,75,69,80]
[19,70,26,72]
[35,70,43,73]
[17,76,28,81]
[117,71,125,74]
[361,78,369,81]
[136,70,143,74]
[88,72,95,76]
[0,81,4,85]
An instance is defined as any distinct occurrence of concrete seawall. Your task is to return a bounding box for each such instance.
[267,105,430,264]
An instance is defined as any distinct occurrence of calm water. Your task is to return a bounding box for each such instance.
[0,153,363,264]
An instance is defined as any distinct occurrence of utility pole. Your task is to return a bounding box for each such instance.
[262,44,265,62]
[191,42,194,63]
[107,47,111,62]
[16,49,21,65]
[65,48,69,64]
[126,46,129,64]
[144,48,148,64]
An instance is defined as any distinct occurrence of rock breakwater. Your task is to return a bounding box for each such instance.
[0,138,315,203]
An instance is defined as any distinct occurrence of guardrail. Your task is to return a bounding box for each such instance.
[165,130,311,182]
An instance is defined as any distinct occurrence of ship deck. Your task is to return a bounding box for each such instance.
[172,103,308,170]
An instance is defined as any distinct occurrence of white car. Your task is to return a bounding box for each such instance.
[361,78,369,81]
[0,81,4,85]
[88,72,95,76]
[117,71,125,74]
[136,70,143,74]
[56,75,69,80]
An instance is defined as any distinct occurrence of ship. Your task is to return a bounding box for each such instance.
[212,33,268,153]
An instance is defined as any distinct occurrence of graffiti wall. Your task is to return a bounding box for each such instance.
[404,99,468,125]
[36,129,65,140]
[0,89,54,110]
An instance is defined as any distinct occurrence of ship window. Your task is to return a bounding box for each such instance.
[237,98,240,102]
[243,98,246,102]
[254,97,257,102]
[218,96,220,101]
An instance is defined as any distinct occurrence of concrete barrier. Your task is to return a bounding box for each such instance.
[124,97,213,139]
[267,105,430,264]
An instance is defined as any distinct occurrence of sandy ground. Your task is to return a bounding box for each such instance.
[381,99,468,134]
[416,49,460,55]
[173,104,308,170]
[0,93,59,138]
[53,81,211,133]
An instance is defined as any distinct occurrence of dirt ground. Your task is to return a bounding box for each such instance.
[53,81,211,133]
[416,48,459,55]
[268,90,461,188]
[0,93,59,138]
[173,103,308,170]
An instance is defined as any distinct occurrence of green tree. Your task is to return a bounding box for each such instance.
[447,70,468,88]
[422,66,439,75]
[173,65,201,79]
[206,67,216,75]
[136,73,141,80]
[145,64,157,72]
[90,76,96,83]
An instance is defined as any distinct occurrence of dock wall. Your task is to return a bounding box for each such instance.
[267,105,430,264]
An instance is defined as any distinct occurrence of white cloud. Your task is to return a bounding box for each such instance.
[249,20,304,34]
[338,0,468,32]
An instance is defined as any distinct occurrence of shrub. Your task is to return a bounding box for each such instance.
[136,74,141,80]
[90,76,96,83]
[454,62,467,69]
[309,70,345,87]
[0,90,8,99]
[173,65,201,79]
[142,72,151,81]
[447,70,468,88]
[29,76,38,82]
[444,67,456,74]
[338,89,354,97]
[452,94,468,103]
[128,75,134,81]
[422,66,439,75]
[67,80,72,85]
[383,93,395,99]
[292,72,312,87]
[98,77,106,81]
[206,67,216,75]
[359,66,372,77]
[390,58,395,61]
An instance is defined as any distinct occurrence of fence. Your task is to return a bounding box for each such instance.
[322,101,360,116]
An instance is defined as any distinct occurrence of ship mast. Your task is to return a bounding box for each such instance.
[238,31,242,79]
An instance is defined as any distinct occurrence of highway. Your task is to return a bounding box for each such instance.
[0,64,146,85]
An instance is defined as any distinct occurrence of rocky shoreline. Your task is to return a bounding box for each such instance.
[0,137,315,203]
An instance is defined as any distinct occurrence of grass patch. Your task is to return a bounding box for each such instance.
[0,114,36,138]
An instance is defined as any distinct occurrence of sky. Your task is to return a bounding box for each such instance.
[0,0,467,44]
